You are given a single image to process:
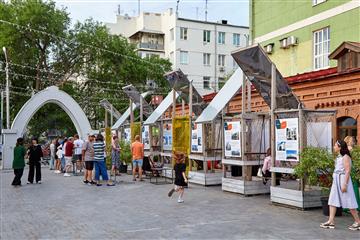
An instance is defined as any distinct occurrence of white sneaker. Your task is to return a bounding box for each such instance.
[64,173,71,177]
[177,199,184,203]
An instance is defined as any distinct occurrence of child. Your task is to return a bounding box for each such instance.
[55,146,63,174]
[168,152,188,203]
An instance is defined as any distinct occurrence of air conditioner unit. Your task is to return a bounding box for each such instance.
[287,36,298,46]
[265,43,274,54]
[219,66,225,72]
[280,38,288,49]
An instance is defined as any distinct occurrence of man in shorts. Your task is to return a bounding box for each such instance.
[131,135,144,181]
[82,134,95,185]
[63,137,74,177]
[73,134,84,173]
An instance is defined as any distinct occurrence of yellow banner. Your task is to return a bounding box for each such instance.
[130,122,141,143]
[172,116,190,172]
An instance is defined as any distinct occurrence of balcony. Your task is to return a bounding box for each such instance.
[137,42,164,51]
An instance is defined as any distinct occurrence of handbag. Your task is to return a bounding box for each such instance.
[257,167,263,177]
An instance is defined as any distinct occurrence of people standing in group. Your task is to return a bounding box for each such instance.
[12,138,26,187]
[27,137,43,184]
[55,145,63,174]
[93,134,114,186]
[111,135,121,176]
[168,152,188,203]
[73,134,84,173]
[131,135,144,181]
[320,140,360,230]
[63,137,74,177]
[262,148,281,185]
[344,136,360,211]
[49,139,56,170]
[83,134,96,185]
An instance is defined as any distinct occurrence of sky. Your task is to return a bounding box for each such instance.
[54,0,249,27]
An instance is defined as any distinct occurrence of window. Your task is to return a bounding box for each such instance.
[232,59,238,69]
[180,27,188,40]
[203,30,210,43]
[233,33,240,46]
[218,54,225,66]
[170,28,174,41]
[313,27,330,70]
[180,51,188,64]
[313,0,326,6]
[203,76,211,89]
[203,53,211,66]
[169,51,174,63]
[218,77,226,89]
[218,32,225,44]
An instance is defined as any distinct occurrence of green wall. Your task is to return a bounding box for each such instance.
[250,0,359,76]
[251,0,353,39]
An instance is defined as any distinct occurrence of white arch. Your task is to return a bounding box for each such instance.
[2,86,94,169]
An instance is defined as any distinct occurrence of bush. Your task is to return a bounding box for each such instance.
[294,147,334,193]
[120,140,132,165]
[351,146,360,182]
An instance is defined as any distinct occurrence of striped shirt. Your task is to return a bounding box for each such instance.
[93,141,105,161]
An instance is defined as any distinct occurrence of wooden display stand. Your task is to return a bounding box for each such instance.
[222,77,270,196]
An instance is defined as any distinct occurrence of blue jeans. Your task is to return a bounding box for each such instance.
[61,156,65,170]
[49,156,55,170]
[94,161,109,181]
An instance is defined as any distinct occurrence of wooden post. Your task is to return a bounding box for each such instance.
[172,90,176,118]
[241,75,249,180]
[110,105,114,127]
[140,97,143,142]
[222,109,226,178]
[189,82,193,171]
[270,63,277,187]
[182,99,185,116]
[299,107,305,191]
[105,108,108,128]
[130,99,134,124]
[247,80,251,112]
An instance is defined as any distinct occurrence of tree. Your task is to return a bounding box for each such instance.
[0,0,171,137]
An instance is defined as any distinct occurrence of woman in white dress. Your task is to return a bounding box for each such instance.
[320,140,360,230]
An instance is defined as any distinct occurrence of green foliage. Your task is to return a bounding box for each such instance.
[351,146,360,182]
[119,140,132,165]
[0,0,171,137]
[294,147,334,193]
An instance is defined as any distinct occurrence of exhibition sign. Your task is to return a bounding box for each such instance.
[124,128,131,143]
[142,125,150,149]
[275,118,299,161]
[163,123,172,151]
[191,123,203,153]
[224,121,241,157]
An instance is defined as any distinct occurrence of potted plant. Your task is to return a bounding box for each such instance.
[294,147,342,216]
[350,146,360,211]
[119,140,132,173]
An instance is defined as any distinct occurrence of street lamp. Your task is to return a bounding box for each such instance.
[2,47,10,129]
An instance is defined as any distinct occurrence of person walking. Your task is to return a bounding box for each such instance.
[12,138,26,187]
[49,139,56,170]
[111,136,121,176]
[27,137,43,184]
[61,138,67,172]
[93,134,114,186]
[82,134,96,185]
[344,136,360,211]
[131,135,144,181]
[320,140,360,230]
[64,137,74,177]
[55,145,63,174]
[73,134,84,173]
[168,152,188,203]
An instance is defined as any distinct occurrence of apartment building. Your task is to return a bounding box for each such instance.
[106,9,249,95]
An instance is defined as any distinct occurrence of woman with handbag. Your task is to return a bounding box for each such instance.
[27,137,43,184]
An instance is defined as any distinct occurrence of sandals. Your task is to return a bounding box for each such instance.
[348,222,360,231]
[320,222,335,229]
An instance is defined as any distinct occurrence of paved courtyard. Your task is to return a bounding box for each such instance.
[1,168,359,240]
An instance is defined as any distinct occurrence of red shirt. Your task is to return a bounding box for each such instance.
[65,141,74,157]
